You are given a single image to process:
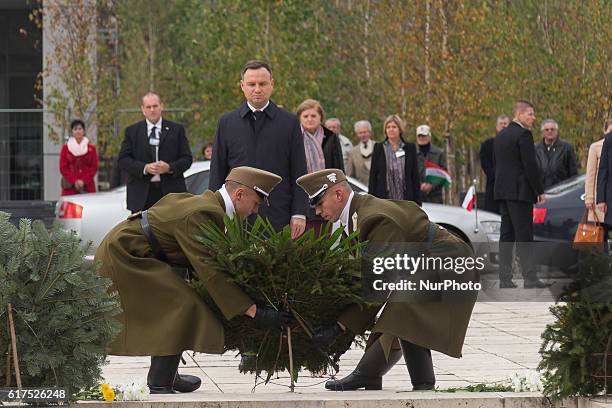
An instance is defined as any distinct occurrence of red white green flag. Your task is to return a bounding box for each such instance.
[424,160,451,187]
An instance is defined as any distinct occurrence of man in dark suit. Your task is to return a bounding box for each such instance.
[479,115,510,214]
[209,60,308,238]
[596,126,612,227]
[494,100,548,289]
[118,92,193,213]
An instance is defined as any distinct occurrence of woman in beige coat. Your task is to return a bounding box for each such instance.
[585,119,612,223]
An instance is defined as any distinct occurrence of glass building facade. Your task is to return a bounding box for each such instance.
[0,0,43,200]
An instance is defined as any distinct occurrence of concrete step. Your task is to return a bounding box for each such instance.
[70,393,602,408]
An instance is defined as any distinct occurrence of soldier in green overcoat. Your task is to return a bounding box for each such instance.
[95,167,294,394]
[296,169,479,391]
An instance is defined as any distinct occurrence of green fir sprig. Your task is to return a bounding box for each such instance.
[192,216,367,381]
[539,248,612,399]
[0,212,121,397]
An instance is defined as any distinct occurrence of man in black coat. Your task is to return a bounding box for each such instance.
[494,100,548,289]
[479,115,510,214]
[535,119,578,189]
[209,60,308,238]
[118,92,193,212]
[596,130,612,226]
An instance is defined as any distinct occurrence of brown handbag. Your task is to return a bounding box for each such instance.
[573,208,604,249]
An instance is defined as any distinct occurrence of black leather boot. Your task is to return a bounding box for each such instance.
[174,373,201,393]
[400,340,435,390]
[325,340,402,391]
[147,355,181,394]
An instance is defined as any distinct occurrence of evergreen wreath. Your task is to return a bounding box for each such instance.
[539,248,612,399]
[0,212,121,395]
[191,216,367,382]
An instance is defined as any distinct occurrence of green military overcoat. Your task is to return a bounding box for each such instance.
[338,193,478,358]
[95,190,253,356]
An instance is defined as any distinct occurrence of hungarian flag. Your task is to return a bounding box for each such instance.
[424,160,452,187]
[462,185,476,211]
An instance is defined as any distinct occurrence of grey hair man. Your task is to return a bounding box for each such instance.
[346,120,375,186]
[534,118,577,189]
[325,117,354,171]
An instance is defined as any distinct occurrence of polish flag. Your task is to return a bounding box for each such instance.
[462,185,476,211]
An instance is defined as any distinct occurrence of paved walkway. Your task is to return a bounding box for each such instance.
[102,301,555,396]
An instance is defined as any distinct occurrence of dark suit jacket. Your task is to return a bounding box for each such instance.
[209,101,308,232]
[596,132,612,225]
[479,137,499,213]
[493,121,543,203]
[368,138,422,205]
[118,119,193,212]
[321,126,345,172]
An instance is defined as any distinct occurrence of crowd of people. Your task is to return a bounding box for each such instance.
[82,59,611,395]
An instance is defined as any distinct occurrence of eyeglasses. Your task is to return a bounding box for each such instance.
[543,128,556,132]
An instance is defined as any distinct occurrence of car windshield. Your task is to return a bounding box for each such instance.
[186,171,210,194]
[545,174,585,195]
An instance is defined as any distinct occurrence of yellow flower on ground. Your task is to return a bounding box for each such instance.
[102,387,116,402]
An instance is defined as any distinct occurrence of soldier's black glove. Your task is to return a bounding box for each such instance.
[312,323,344,350]
[251,306,295,329]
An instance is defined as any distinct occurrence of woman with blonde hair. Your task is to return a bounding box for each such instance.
[369,115,421,205]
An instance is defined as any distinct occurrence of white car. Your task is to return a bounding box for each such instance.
[56,161,500,269]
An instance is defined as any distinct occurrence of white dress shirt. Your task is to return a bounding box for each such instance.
[333,191,355,235]
[146,118,162,182]
[218,184,236,219]
[247,101,270,112]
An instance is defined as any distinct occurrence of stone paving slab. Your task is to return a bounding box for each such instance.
[103,302,553,398]
[93,302,609,407]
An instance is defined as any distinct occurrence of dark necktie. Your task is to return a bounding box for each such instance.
[341,228,349,241]
[252,110,265,134]
[149,126,158,159]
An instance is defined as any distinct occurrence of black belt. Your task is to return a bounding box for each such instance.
[140,210,168,262]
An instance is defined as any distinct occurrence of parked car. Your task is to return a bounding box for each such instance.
[56,161,501,270]
[533,174,587,272]
[533,174,585,242]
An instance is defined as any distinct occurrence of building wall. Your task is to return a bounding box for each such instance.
[0,0,43,201]
[43,0,97,201]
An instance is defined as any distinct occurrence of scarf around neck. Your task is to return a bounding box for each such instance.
[303,126,326,173]
[67,136,90,157]
[359,139,374,158]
